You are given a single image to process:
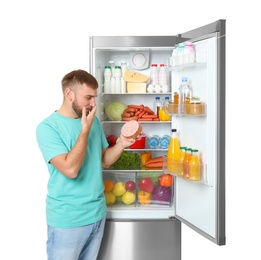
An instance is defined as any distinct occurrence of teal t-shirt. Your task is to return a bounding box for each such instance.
[36,112,108,228]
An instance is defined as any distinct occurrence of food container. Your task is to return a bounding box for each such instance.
[129,135,146,149]
[189,101,203,115]
[167,101,178,114]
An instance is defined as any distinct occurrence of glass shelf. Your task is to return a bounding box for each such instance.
[169,60,207,71]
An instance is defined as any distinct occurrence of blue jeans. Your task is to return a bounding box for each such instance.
[47,217,106,260]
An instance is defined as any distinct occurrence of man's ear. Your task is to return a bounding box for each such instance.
[65,87,73,101]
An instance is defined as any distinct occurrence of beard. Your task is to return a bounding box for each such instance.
[72,99,83,118]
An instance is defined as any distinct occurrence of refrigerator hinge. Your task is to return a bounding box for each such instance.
[168,216,177,220]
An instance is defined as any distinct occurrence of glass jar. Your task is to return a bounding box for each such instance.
[189,149,200,181]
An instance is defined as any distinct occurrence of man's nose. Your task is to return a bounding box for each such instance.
[90,97,96,106]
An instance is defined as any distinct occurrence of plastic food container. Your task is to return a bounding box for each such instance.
[129,135,146,149]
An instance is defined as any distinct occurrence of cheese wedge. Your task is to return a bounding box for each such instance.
[127,83,147,93]
[124,69,149,83]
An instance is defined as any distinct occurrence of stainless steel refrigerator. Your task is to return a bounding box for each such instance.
[89,19,226,260]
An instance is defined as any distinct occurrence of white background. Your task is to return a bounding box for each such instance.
[0,1,259,259]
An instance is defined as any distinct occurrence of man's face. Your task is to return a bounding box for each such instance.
[72,83,97,118]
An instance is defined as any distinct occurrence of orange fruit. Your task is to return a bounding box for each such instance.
[104,179,114,193]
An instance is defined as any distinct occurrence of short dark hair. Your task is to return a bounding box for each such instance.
[61,69,98,91]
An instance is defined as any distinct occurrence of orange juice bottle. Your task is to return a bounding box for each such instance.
[189,149,201,181]
[177,146,186,176]
[167,129,181,174]
[183,148,192,179]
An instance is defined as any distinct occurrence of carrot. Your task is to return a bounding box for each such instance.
[145,156,163,165]
[145,162,163,168]
[153,118,160,121]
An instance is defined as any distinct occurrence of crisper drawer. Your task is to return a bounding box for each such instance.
[97,219,181,260]
[103,171,174,209]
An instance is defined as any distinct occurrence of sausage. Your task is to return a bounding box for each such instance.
[122,116,139,121]
[121,120,142,138]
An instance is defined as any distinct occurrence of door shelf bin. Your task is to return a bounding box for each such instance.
[162,155,207,184]
[103,171,173,208]
[165,103,207,116]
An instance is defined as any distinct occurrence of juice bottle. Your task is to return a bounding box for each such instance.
[189,149,201,181]
[183,148,192,179]
[167,129,181,174]
[177,146,186,176]
[174,92,179,114]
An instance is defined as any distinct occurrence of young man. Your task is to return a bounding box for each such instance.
[36,69,135,260]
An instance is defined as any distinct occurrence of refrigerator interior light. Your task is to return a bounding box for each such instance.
[129,51,150,70]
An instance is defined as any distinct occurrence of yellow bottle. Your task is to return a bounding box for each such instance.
[177,146,186,176]
[183,148,192,179]
[167,129,181,174]
[189,149,201,181]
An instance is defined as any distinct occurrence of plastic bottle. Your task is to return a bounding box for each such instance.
[183,41,195,64]
[171,46,179,66]
[150,64,159,85]
[104,65,111,93]
[153,96,162,117]
[174,92,179,114]
[189,149,201,181]
[120,61,127,77]
[148,135,160,149]
[158,64,168,86]
[114,65,121,93]
[183,148,192,179]
[177,43,185,65]
[109,61,115,77]
[120,77,126,93]
[159,96,171,121]
[160,135,170,149]
[177,146,187,176]
[167,129,181,174]
[179,77,193,114]
[110,77,116,93]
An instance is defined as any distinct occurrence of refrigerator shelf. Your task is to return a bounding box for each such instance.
[169,60,207,71]
[100,92,172,95]
[101,121,171,124]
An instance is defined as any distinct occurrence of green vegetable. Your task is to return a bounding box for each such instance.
[113,151,141,169]
[105,102,127,121]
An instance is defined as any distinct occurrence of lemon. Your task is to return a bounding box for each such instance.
[105,192,116,205]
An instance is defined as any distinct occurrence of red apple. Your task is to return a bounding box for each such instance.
[125,181,136,191]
